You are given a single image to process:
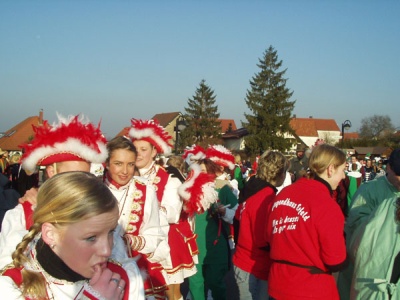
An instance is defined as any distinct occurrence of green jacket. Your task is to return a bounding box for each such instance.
[233,165,245,191]
[350,197,400,299]
[338,176,400,300]
[194,184,238,265]
[346,176,400,243]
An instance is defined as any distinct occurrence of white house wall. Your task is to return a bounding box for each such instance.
[317,130,341,145]
[224,138,245,151]
[284,130,341,149]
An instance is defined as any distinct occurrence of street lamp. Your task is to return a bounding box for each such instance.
[341,120,352,148]
[174,115,187,154]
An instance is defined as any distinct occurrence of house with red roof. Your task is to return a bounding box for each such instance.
[343,132,360,140]
[288,116,341,150]
[219,119,237,133]
[151,112,182,140]
[0,110,45,152]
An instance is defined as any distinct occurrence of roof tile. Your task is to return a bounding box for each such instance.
[0,115,44,151]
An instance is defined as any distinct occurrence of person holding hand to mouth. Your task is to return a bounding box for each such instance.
[0,171,144,299]
[0,114,109,269]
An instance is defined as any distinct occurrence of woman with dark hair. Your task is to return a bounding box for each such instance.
[267,144,347,300]
[104,136,162,298]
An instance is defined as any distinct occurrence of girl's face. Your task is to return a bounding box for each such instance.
[51,207,119,279]
[107,148,136,186]
[328,162,347,190]
[133,140,157,170]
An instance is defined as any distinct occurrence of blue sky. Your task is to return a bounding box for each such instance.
[1,1,399,138]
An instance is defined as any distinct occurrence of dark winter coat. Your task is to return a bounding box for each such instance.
[0,173,20,231]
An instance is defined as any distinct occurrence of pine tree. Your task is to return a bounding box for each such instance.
[180,79,221,148]
[243,46,296,155]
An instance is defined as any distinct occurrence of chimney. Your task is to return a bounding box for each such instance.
[39,109,43,125]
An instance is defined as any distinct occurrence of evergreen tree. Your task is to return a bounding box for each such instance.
[180,80,221,148]
[243,46,295,155]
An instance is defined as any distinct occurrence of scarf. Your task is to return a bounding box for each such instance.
[36,238,87,282]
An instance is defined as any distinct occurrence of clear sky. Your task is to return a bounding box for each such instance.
[1,0,399,139]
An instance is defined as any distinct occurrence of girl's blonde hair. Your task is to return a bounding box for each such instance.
[257,150,287,186]
[308,144,346,178]
[234,154,241,165]
[11,171,118,299]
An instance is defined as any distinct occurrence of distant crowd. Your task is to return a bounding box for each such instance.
[0,114,399,300]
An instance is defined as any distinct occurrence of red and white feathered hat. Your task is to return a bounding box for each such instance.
[128,119,173,155]
[178,163,218,216]
[21,114,108,173]
[206,144,235,170]
[183,144,206,164]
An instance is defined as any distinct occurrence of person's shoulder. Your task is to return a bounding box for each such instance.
[219,182,233,192]
[156,164,169,175]
[363,175,386,186]
[165,166,185,184]
[0,173,10,187]
[3,203,24,217]
[133,177,147,186]
[298,178,334,203]
[256,186,276,202]
[352,176,387,200]
[215,179,231,190]
[219,183,238,200]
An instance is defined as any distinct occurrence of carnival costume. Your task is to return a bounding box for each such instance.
[0,234,143,299]
[129,119,193,297]
[105,174,165,298]
[187,145,238,300]
[0,115,109,270]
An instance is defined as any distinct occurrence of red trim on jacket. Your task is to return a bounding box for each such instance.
[108,261,130,300]
[22,202,34,230]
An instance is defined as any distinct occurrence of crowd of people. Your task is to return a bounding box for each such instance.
[0,113,399,300]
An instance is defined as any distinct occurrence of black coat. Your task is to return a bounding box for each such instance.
[0,173,20,231]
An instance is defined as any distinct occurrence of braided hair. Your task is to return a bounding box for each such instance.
[11,171,118,298]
